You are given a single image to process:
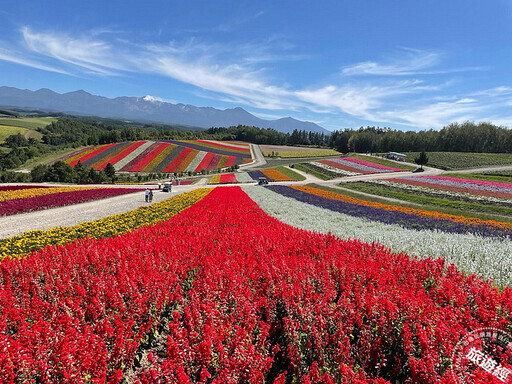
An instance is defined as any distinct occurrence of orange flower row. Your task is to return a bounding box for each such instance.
[261,169,292,181]
[292,185,512,231]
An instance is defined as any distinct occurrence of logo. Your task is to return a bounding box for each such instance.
[452,327,512,383]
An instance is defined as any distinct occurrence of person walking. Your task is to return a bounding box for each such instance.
[145,188,150,202]
[148,189,153,203]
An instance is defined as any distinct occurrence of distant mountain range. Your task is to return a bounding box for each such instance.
[0,86,329,134]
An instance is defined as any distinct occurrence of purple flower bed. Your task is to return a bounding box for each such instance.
[267,185,512,239]
[248,170,268,180]
[0,188,140,216]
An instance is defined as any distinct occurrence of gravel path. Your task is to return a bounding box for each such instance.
[1,186,199,238]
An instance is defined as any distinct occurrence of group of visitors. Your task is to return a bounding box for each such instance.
[144,188,153,203]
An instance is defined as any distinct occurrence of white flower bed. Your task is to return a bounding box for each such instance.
[235,172,255,183]
[185,151,208,173]
[114,141,154,171]
[243,186,512,287]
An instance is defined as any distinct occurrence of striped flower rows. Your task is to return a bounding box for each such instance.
[315,156,405,175]
[268,185,512,238]
[244,185,512,287]
[366,179,512,206]
[3,186,512,382]
[0,186,99,202]
[389,176,512,199]
[62,140,253,173]
[208,172,254,184]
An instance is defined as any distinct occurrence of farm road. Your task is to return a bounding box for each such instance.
[240,144,266,170]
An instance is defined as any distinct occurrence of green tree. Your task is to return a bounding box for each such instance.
[104,163,116,181]
[31,164,48,182]
[414,151,429,170]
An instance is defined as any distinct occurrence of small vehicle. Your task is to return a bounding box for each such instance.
[162,181,173,192]
[258,177,269,185]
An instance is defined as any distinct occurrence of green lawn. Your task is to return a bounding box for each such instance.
[0,117,57,130]
[404,152,512,170]
[294,163,333,180]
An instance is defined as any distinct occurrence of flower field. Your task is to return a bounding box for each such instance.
[388,175,512,199]
[245,186,512,287]
[316,157,406,175]
[208,172,255,184]
[61,140,253,173]
[0,186,141,216]
[294,156,408,180]
[1,186,511,383]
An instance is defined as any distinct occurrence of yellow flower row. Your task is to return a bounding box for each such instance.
[0,188,212,260]
[0,186,100,202]
[209,175,221,184]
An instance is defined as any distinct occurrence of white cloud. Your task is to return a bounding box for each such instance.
[342,49,441,76]
[341,48,484,77]
[22,27,127,75]
[0,48,72,75]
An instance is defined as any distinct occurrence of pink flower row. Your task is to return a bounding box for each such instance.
[344,157,403,171]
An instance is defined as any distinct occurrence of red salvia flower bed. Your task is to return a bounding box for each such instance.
[0,187,511,383]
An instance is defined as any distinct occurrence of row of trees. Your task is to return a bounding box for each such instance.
[329,122,512,154]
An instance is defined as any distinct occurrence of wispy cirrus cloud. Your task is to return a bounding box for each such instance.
[0,27,510,129]
[342,48,484,76]
[22,27,128,75]
[0,47,72,75]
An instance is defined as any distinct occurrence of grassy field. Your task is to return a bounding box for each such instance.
[0,117,57,130]
[0,125,28,141]
[316,183,512,223]
[15,147,81,170]
[349,154,416,170]
[293,163,333,180]
[404,151,512,170]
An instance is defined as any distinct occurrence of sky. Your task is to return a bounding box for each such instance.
[0,0,511,131]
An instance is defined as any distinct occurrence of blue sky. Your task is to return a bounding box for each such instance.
[0,0,511,131]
